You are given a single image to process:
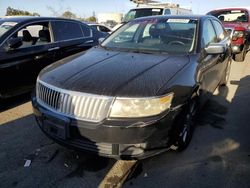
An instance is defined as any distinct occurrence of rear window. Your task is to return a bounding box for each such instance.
[52,21,83,41]
[81,24,92,37]
[123,8,164,22]
[164,9,171,15]
[209,9,249,23]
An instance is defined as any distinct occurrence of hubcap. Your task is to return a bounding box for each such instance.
[180,101,197,143]
[182,126,188,142]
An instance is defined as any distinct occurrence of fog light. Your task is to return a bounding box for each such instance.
[119,144,146,155]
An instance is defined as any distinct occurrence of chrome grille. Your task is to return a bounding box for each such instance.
[36,80,113,122]
[37,82,61,110]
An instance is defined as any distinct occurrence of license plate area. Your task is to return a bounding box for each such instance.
[43,113,70,140]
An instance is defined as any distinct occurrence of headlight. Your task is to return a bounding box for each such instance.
[232,31,244,40]
[109,93,174,118]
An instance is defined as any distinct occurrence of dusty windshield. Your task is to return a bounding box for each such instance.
[210,9,248,22]
[123,8,163,22]
[0,21,17,38]
[102,18,197,54]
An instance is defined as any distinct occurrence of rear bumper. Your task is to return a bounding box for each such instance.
[32,96,181,159]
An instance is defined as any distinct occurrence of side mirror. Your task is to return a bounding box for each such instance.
[7,38,22,49]
[205,43,226,55]
[98,38,105,44]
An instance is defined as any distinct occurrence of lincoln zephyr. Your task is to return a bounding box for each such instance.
[32,15,232,159]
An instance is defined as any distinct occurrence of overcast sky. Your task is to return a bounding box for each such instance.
[0,0,249,18]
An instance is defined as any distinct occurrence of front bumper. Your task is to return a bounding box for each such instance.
[32,96,181,159]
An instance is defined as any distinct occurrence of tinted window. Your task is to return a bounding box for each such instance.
[202,19,216,47]
[212,20,227,41]
[99,26,111,32]
[81,24,91,37]
[53,21,83,41]
[164,9,171,15]
[90,25,98,30]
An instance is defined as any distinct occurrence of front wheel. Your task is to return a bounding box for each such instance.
[172,98,198,151]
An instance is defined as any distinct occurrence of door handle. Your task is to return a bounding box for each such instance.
[48,47,60,51]
[34,55,43,60]
[84,40,94,44]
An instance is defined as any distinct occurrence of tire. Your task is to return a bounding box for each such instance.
[220,59,232,86]
[172,98,198,151]
[234,48,246,62]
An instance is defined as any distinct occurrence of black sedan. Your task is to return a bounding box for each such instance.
[0,16,107,99]
[32,15,232,159]
[88,23,112,34]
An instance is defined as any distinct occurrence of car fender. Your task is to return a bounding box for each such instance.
[156,57,200,110]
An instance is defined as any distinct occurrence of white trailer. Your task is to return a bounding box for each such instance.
[112,2,192,31]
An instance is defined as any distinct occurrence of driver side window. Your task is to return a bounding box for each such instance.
[8,22,51,49]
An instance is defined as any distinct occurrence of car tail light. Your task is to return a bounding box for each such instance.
[232,31,244,41]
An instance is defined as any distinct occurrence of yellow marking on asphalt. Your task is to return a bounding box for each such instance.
[99,160,138,188]
[0,102,32,125]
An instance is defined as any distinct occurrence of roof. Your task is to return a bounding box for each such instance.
[208,7,250,12]
[130,6,191,10]
[133,14,214,21]
[0,16,81,23]
[131,6,167,9]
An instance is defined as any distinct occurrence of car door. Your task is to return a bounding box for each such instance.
[0,21,57,98]
[51,20,95,62]
[199,19,224,95]
[211,19,231,79]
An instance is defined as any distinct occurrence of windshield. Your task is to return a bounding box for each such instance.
[123,8,163,22]
[102,18,197,54]
[209,9,248,22]
[0,21,17,38]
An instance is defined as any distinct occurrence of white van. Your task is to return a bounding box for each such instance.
[112,4,192,31]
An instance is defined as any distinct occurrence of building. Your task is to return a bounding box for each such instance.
[97,13,123,25]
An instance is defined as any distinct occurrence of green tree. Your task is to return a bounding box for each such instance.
[32,12,40,17]
[5,6,40,16]
[62,11,76,19]
[85,16,97,23]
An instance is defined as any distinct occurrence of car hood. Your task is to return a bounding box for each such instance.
[39,47,190,97]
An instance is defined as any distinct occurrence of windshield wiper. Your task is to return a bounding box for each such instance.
[99,45,113,51]
[129,49,151,54]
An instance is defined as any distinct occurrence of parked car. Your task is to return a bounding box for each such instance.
[32,15,232,159]
[88,23,112,34]
[0,16,106,99]
[207,7,250,62]
[112,3,192,31]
